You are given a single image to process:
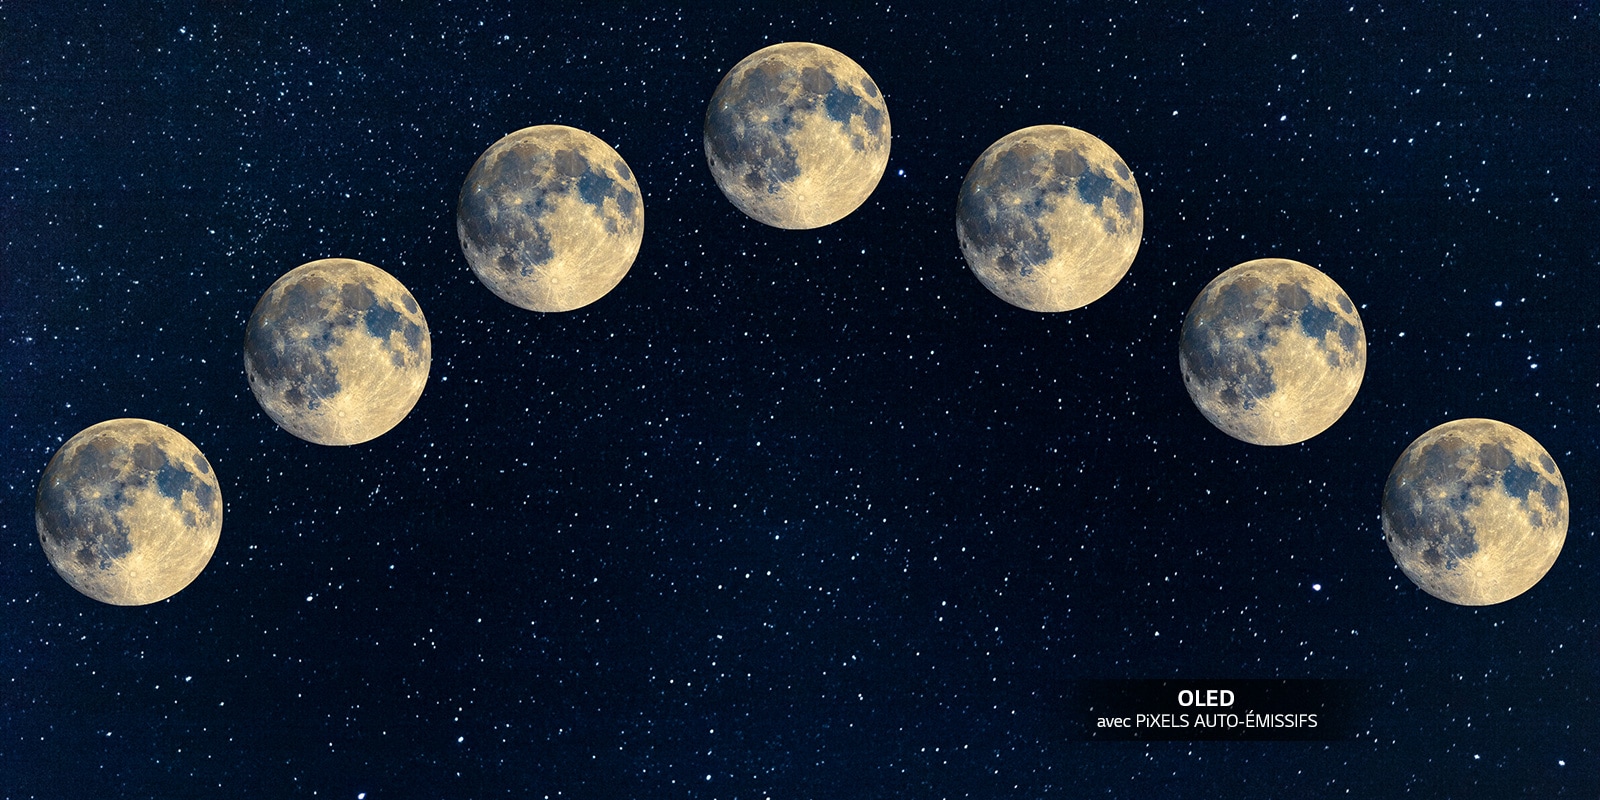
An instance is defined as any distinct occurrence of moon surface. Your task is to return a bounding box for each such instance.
[956,125,1143,312]
[1382,419,1567,606]
[244,258,431,446]
[1178,258,1366,445]
[458,125,644,312]
[36,419,222,605]
[704,41,891,229]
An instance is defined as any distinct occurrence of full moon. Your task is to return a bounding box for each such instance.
[1382,418,1567,606]
[458,125,644,312]
[956,125,1143,312]
[36,419,222,605]
[1178,258,1366,445]
[244,258,431,446]
[704,41,891,229]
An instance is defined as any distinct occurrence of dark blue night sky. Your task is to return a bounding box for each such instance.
[2,3,1597,797]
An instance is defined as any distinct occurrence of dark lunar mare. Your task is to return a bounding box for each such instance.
[362,297,422,368]
[1384,437,1482,569]
[574,163,612,208]
[571,154,638,233]
[37,435,139,571]
[1180,280,1280,410]
[1051,145,1134,232]
[154,455,195,502]
[1074,167,1116,209]
[1295,295,1361,368]
[364,300,403,341]
[244,280,345,411]
[706,59,805,195]
[1500,458,1543,499]
[458,145,558,272]
[820,72,883,153]
[153,447,217,528]
[958,147,1055,277]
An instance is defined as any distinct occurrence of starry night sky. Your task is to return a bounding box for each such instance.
[3,3,1597,797]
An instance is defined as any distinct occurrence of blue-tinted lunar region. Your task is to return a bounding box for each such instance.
[458,125,643,312]
[1382,419,1567,606]
[956,125,1143,312]
[704,42,891,229]
[36,419,223,605]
